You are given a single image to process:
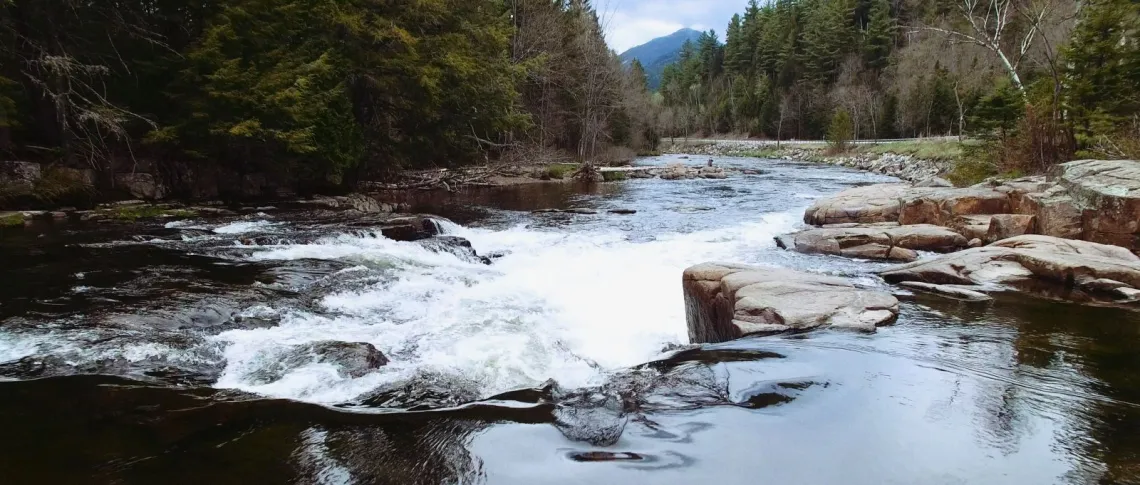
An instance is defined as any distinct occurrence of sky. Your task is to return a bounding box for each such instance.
[601,0,744,53]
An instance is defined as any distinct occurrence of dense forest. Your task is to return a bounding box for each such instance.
[658,0,1140,173]
[0,0,657,199]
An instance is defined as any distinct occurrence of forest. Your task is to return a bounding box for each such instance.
[658,0,1140,175]
[0,0,657,198]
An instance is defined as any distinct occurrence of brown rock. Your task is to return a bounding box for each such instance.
[1055,159,1140,250]
[898,187,1010,226]
[992,176,1052,214]
[878,235,1140,305]
[950,215,993,241]
[683,263,900,343]
[986,214,1037,243]
[803,183,912,225]
[1022,186,1084,240]
[777,224,967,262]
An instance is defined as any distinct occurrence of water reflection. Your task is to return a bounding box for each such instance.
[2,155,1140,483]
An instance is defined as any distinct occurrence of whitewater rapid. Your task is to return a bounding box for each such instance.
[197,211,802,403]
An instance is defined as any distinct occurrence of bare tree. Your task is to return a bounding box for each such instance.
[775,92,800,148]
[916,0,1060,100]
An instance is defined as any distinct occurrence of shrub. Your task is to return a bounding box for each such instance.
[601,171,627,182]
[542,163,578,180]
[827,110,853,153]
[0,212,23,227]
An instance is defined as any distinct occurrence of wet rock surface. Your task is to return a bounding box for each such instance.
[776,223,967,262]
[802,161,1140,254]
[879,235,1140,305]
[683,262,900,343]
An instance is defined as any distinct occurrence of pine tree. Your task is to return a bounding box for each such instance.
[725,14,747,76]
[862,0,894,71]
[1063,0,1140,141]
[629,59,649,92]
[801,0,855,84]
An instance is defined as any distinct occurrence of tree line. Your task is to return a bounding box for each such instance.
[0,0,656,195]
[657,0,1139,174]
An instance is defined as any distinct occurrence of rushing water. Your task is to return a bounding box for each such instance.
[2,154,1140,484]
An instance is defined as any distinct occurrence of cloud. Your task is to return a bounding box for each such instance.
[600,0,741,52]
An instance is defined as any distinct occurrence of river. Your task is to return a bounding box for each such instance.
[1,154,1139,484]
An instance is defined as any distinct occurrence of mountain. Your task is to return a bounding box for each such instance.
[619,28,703,90]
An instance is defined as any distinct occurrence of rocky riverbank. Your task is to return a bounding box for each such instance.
[663,140,950,183]
[685,158,1140,344]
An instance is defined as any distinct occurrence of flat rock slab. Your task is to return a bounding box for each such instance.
[803,183,912,225]
[683,263,900,343]
[878,235,1140,306]
[899,281,994,302]
[776,224,968,262]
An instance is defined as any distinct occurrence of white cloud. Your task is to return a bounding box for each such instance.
[599,0,741,52]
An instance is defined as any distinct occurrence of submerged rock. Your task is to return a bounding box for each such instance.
[417,236,492,264]
[898,281,994,302]
[683,263,900,343]
[776,223,968,262]
[252,341,388,385]
[879,235,1140,305]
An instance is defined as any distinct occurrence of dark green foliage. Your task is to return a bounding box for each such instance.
[0,0,650,198]
[862,0,894,71]
[1063,0,1140,145]
[828,110,854,151]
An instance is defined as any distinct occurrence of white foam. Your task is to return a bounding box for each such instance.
[207,210,802,403]
[213,220,279,234]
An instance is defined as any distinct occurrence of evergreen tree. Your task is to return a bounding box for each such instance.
[1063,0,1140,141]
[862,0,894,71]
[629,59,649,92]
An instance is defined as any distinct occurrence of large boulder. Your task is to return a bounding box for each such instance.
[683,263,900,343]
[776,223,968,262]
[990,176,1053,214]
[803,183,912,225]
[1021,185,1084,240]
[0,161,42,190]
[986,214,1037,243]
[897,186,1011,226]
[950,215,994,241]
[659,163,695,180]
[379,216,446,241]
[878,235,1140,304]
[114,172,166,200]
[1054,159,1140,250]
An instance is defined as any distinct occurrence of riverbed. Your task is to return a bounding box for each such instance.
[1,154,1138,484]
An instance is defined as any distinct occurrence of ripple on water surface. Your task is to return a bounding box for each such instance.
[1,155,1139,483]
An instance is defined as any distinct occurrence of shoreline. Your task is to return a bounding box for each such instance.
[662,139,952,184]
[1,144,951,227]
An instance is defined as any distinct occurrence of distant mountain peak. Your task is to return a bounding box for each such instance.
[619,29,705,90]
